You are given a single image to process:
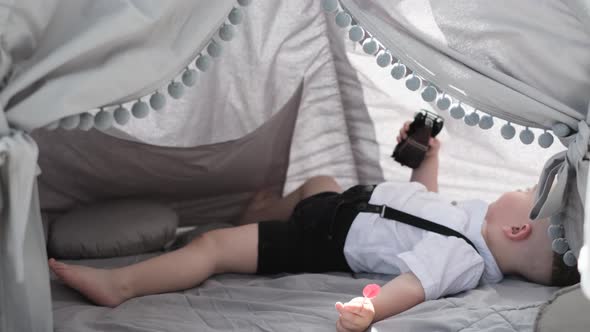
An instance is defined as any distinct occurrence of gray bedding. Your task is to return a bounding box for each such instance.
[51,251,558,332]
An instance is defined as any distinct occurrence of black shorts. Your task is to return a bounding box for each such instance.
[256,185,374,274]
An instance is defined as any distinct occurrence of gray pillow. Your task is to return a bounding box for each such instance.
[535,284,589,332]
[48,200,178,259]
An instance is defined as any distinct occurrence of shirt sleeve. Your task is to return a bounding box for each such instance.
[397,233,485,300]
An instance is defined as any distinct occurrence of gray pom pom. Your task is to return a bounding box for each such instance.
[436,95,451,110]
[219,24,235,41]
[228,8,243,25]
[552,238,569,255]
[390,63,407,80]
[113,106,131,125]
[335,11,352,28]
[563,251,577,267]
[519,128,534,145]
[94,110,113,130]
[150,92,166,110]
[376,51,392,67]
[548,224,564,239]
[322,0,339,12]
[168,81,185,99]
[182,69,197,87]
[405,75,421,91]
[538,132,554,148]
[45,121,60,130]
[348,26,364,42]
[450,104,465,119]
[501,123,516,139]
[78,113,94,131]
[60,115,80,130]
[207,41,222,58]
[362,39,378,55]
[479,115,494,130]
[131,101,150,119]
[464,112,480,126]
[195,55,211,72]
[421,85,438,102]
[552,123,571,137]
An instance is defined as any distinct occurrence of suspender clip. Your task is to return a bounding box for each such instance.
[355,202,385,216]
[379,205,386,218]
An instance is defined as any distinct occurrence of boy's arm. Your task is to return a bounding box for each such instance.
[409,143,439,193]
[397,121,440,192]
[335,273,425,332]
[371,272,425,321]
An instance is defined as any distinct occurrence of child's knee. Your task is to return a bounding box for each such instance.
[303,175,341,195]
[188,230,220,252]
[308,175,339,187]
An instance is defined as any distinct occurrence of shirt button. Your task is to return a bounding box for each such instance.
[451,201,457,206]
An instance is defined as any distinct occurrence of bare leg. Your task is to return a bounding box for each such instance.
[238,175,342,224]
[49,223,259,307]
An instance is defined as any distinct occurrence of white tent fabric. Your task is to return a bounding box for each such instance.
[1,0,590,330]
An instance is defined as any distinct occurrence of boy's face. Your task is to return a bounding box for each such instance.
[484,186,554,284]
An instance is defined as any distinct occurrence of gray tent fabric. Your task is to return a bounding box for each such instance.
[2,0,590,330]
[0,1,241,331]
[531,122,590,221]
[1,0,236,131]
[1,184,52,332]
[33,86,301,226]
[0,157,51,332]
[0,131,38,282]
[337,0,589,128]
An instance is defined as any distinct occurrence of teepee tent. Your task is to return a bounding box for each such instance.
[0,0,589,331]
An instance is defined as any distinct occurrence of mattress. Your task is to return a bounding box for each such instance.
[50,243,558,332]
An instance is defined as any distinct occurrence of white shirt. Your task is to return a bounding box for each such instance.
[343,182,503,300]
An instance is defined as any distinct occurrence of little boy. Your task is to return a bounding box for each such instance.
[49,121,580,332]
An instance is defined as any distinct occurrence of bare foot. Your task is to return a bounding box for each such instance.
[49,258,130,307]
[239,189,281,224]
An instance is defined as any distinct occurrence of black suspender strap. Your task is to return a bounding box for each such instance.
[356,202,479,253]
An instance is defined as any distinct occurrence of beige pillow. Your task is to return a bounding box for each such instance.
[48,200,178,259]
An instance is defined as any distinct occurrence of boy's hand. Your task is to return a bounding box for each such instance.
[335,297,375,332]
[396,121,440,158]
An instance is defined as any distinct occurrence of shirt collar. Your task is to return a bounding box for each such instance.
[459,200,504,284]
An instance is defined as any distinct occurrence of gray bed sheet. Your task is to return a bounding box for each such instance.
[50,235,558,332]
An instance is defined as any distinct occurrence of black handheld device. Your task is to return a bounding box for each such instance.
[392,110,444,169]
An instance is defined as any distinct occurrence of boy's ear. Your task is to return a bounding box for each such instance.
[502,224,532,241]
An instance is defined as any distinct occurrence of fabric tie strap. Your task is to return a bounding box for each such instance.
[0,130,39,281]
[531,121,590,220]
[0,92,8,136]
